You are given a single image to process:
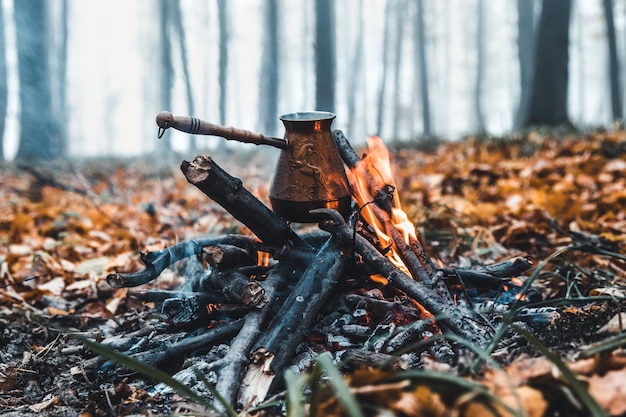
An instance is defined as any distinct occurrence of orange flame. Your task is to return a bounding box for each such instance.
[257,251,271,267]
[347,136,419,276]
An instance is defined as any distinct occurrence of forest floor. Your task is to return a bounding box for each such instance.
[1,128,626,416]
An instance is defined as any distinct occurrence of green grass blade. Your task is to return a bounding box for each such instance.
[580,331,626,358]
[193,368,240,417]
[316,352,365,417]
[473,246,570,373]
[285,368,308,417]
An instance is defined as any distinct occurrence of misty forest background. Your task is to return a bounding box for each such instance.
[1,0,626,162]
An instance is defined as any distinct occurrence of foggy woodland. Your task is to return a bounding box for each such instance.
[0,0,625,161]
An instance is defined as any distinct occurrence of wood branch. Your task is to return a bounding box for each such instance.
[389,227,432,283]
[439,257,533,290]
[220,270,266,307]
[131,319,245,369]
[83,320,244,375]
[181,155,312,250]
[160,274,267,328]
[203,244,257,270]
[161,295,218,327]
[254,236,347,372]
[341,348,408,371]
[314,208,490,349]
[334,130,444,295]
[242,236,347,404]
[106,235,259,288]
[332,129,361,167]
[129,289,224,304]
[215,262,292,409]
[473,256,533,278]
[383,319,432,354]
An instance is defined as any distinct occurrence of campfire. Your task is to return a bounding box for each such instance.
[103,112,533,409]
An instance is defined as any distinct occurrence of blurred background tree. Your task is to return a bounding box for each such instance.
[0,0,623,161]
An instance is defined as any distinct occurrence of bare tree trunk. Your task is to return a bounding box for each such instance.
[603,0,623,121]
[0,3,7,160]
[514,0,535,128]
[158,0,173,153]
[14,0,60,161]
[376,1,393,135]
[474,0,486,133]
[218,0,229,125]
[259,0,279,136]
[521,0,572,127]
[46,0,69,157]
[345,0,363,138]
[391,0,405,140]
[314,0,335,112]
[171,0,197,150]
[414,0,431,136]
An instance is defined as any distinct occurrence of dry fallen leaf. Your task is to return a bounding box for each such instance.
[587,368,626,416]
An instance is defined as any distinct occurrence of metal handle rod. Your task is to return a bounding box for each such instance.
[156,111,288,149]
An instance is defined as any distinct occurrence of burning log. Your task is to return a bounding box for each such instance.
[315,208,490,349]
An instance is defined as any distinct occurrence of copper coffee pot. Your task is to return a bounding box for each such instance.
[156,111,352,223]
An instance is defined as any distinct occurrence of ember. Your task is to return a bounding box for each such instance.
[100,112,535,409]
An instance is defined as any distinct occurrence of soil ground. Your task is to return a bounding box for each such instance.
[1,131,626,416]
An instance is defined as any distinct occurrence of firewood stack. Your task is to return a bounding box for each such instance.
[103,130,533,408]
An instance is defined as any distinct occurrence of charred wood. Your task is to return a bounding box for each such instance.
[196,268,267,307]
[203,244,257,270]
[332,129,362,167]
[438,257,533,291]
[340,348,408,371]
[383,319,432,354]
[106,232,317,290]
[181,155,311,250]
[472,256,533,278]
[215,262,293,409]
[81,320,243,376]
[343,293,422,324]
[315,208,490,349]
[131,319,244,370]
[242,236,347,404]
[390,227,432,283]
[253,236,347,373]
[161,295,218,327]
[129,289,223,304]
[106,235,259,288]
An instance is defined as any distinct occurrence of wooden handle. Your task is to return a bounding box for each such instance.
[156,111,288,149]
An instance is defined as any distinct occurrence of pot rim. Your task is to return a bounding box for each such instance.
[280,111,336,122]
